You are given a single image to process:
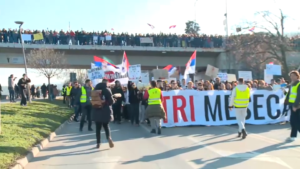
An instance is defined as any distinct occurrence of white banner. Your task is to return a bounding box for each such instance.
[140,37,153,43]
[88,67,104,80]
[161,90,289,127]
[128,64,141,81]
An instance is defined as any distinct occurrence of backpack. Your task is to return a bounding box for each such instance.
[91,90,103,108]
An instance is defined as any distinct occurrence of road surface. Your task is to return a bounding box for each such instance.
[25,121,300,169]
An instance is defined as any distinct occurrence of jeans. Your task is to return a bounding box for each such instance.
[113,103,122,122]
[74,104,80,120]
[95,122,110,144]
[9,88,15,102]
[139,104,146,122]
[20,89,27,105]
[130,103,140,124]
[290,106,300,138]
[80,104,92,130]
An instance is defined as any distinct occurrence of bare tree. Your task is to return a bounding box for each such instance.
[226,10,299,79]
[27,48,66,99]
[185,21,200,36]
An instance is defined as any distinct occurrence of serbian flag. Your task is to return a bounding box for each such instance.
[163,65,177,77]
[183,51,197,80]
[94,56,119,72]
[120,51,130,75]
[169,25,176,29]
[147,23,155,29]
[249,26,255,32]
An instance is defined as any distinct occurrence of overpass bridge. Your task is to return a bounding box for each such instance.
[0,43,229,73]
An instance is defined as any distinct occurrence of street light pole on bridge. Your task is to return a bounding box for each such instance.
[15,21,31,103]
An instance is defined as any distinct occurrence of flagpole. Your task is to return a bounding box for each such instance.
[194,50,196,82]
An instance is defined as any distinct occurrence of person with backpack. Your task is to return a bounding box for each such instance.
[92,79,115,149]
[77,79,94,131]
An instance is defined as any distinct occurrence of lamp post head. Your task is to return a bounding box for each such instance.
[15,21,24,25]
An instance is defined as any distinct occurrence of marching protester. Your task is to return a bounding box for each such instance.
[17,74,31,106]
[197,82,205,91]
[70,81,81,122]
[92,79,114,149]
[61,85,66,104]
[144,80,166,134]
[41,83,47,99]
[8,74,17,102]
[30,85,36,99]
[66,82,72,107]
[129,82,140,126]
[139,87,147,124]
[77,79,93,131]
[229,78,251,139]
[186,81,195,90]
[284,70,300,141]
[111,80,125,124]
[36,86,41,98]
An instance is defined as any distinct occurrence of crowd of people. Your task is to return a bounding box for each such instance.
[0,28,223,48]
[6,74,59,105]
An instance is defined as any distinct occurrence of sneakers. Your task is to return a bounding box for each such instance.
[286,137,296,142]
[237,132,241,138]
[150,129,156,134]
[88,128,93,131]
[157,128,161,135]
[96,144,100,149]
[108,139,114,148]
[242,129,247,139]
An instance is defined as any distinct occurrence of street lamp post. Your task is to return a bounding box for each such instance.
[15,21,31,103]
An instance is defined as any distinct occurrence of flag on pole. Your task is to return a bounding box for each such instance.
[183,51,197,80]
[94,56,119,72]
[163,65,177,77]
[120,51,130,75]
[169,25,176,29]
[147,23,155,29]
[249,26,255,32]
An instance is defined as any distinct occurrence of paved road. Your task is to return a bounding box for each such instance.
[25,121,300,169]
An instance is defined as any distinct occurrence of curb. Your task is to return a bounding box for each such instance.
[10,115,74,169]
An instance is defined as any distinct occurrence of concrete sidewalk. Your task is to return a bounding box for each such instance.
[25,121,300,169]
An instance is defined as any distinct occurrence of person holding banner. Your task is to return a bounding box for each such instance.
[284,71,300,141]
[144,81,166,135]
[229,78,251,139]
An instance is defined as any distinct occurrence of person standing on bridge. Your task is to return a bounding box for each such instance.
[284,70,300,141]
[144,80,166,135]
[229,78,251,139]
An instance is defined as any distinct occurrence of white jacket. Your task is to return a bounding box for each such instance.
[229,84,249,107]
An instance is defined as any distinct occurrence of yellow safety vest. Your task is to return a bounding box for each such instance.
[148,88,162,105]
[61,88,66,95]
[233,87,250,108]
[288,82,300,103]
[80,86,94,103]
[66,86,72,96]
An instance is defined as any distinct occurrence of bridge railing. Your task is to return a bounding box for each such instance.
[0,43,225,52]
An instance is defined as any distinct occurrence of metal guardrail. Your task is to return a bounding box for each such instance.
[0,43,225,52]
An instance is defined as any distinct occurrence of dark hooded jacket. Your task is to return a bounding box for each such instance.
[91,83,114,123]
[111,82,125,104]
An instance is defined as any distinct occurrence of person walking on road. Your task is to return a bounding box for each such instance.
[66,82,73,107]
[284,70,300,141]
[92,79,114,149]
[129,83,140,126]
[111,80,125,124]
[144,80,166,135]
[70,82,81,122]
[229,78,251,139]
[61,85,66,104]
[8,74,17,102]
[77,79,93,131]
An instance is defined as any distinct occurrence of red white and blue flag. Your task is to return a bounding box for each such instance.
[169,25,176,29]
[163,65,177,77]
[147,23,155,29]
[249,26,255,32]
[183,51,197,79]
[120,51,130,75]
[94,56,119,72]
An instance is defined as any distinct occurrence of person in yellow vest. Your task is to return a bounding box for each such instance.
[77,79,94,131]
[229,78,251,139]
[66,82,72,107]
[144,80,166,135]
[284,70,300,141]
[61,85,66,104]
